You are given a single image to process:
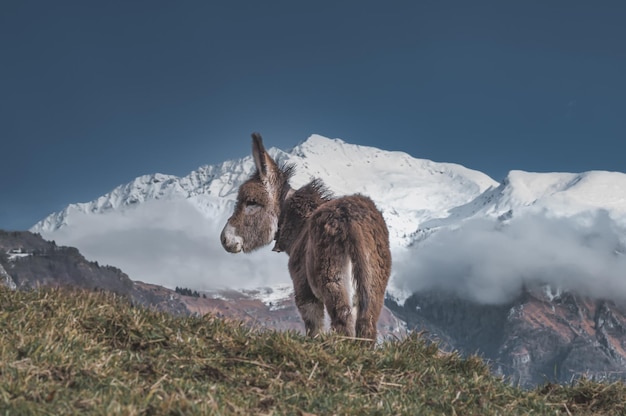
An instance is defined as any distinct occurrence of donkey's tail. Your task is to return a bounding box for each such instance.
[350,237,371,320]
[347,205,391,341]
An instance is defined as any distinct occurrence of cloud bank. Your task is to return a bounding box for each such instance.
[45,197,626,306]
[47,199,291,290]
[392,209,626,304]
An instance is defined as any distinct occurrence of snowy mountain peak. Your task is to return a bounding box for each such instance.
[502,170,580,204]
[480,170,626,221]
[294,134,345,150]
[33,134,495,239]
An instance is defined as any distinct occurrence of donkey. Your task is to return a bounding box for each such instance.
[220,133,391,341]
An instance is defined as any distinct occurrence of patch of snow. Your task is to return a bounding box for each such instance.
[0,263,16,290]
[202,292,230,301]
[544,285,562,302]
[7,249,32,261]
[242,284,294,311]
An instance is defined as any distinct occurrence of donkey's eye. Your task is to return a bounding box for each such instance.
[243,200,262,215]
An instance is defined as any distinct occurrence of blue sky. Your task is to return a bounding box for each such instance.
[1,1,625,231]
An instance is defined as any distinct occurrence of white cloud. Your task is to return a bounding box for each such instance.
[391,209,626,304]
[46,199,291,290]
[44,196,626,306]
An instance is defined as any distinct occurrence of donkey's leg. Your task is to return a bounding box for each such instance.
[297,297,324,337]
[291,266,324,337]
[316,256,356,338]
[355,292,381,341]
[295,291,324,337]
[322,282,355,337]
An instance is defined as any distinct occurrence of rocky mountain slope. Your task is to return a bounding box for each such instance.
[387,286,626,387]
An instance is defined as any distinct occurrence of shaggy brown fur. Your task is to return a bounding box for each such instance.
[221,133,392,341]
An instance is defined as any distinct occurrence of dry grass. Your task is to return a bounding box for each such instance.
[1,286,626,415]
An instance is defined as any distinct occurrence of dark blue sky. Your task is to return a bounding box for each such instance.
[1,1,625,230]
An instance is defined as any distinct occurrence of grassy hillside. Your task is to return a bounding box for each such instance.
[1,287,625,415]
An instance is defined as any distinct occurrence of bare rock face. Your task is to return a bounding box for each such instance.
[0,230,188,315]
[386,287,626,387]
[497,289,626,386]
[0,262,16,290]
[0,230,133,293]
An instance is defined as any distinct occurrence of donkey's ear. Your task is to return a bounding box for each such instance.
[251,133,267,174]
[251,132,278,180]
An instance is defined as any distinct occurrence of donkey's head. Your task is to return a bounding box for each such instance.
[220,133,291,253]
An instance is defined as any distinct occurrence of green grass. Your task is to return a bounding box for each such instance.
[1,287,626,415]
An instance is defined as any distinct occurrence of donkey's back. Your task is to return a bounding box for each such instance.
[294,194,391,340]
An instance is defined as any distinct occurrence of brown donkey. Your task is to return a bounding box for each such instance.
[221,133,391,341]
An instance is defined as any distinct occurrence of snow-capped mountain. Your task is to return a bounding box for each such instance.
[392,168,626,305]
[33,135,496,244]
[30,135,495,290]
[31,134,626,303]
[464,169,626,221]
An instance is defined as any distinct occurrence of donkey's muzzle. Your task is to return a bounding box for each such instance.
[220,224,243,253]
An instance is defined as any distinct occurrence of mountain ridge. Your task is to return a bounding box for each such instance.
[32,135,497,238]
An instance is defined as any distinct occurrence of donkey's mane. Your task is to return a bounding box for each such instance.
[297,179,333,204]
[279,178,333,222]
[273,177,335,254]
[281,163,296,180]
[278,163,297,202]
